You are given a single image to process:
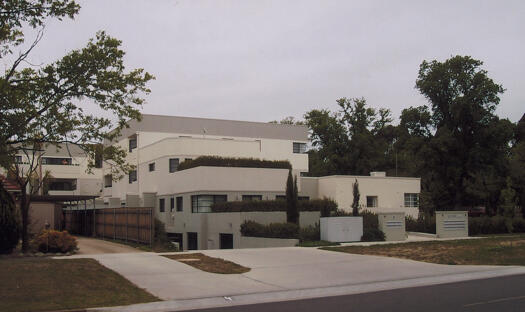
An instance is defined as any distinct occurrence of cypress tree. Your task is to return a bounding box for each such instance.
[352,179,360,216]
[286,170,299,224]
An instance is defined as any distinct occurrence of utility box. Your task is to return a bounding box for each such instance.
[378,212,406,241]
[436,211,468,238]
[320,217,363,242]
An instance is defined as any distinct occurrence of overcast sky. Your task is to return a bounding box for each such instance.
[17,0,525,123]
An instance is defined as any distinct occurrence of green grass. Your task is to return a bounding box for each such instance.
[164,253,251,274]
[105,238,179,253]
[321,234,525,266]
[0,257,159,312]
[297,240,340,247]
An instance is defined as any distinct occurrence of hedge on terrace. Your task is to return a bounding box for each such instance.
[211,198,337,217]
[177,156,292,171]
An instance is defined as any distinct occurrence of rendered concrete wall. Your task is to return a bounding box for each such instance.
[239,237,299,248]
[28,202,61,234]
[320,217,363,242]
[108,197,120,208]
[436,211,468,238]
[314,175,420,218]
[378,212,406,241]
[126,194,140,207]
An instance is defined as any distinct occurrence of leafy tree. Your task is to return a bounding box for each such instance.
[415,55,512,213]
[305,98,394,176]
[0,0,154,251]
[269,116,305,125]
[286,170,299,224]
[510,114,525,216]
[352,179,360,216]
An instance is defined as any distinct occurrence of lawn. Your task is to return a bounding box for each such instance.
[0,257,159,312]
[322,234,525,266]
[164,253,251,274]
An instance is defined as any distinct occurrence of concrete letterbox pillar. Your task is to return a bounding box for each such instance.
[378,212,406,241]
[436,211,468,238]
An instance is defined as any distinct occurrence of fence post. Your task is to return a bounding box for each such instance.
[137,208,140,243]
[113,207,116,240]
[126,207,128,242]
[102,208,105,240]
[150,208,153,247]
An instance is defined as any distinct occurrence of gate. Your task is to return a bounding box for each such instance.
[64,207,154,245]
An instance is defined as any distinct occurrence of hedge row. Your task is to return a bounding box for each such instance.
[406,215,525,236]
[240,220,322,241]
[178,156,292,171]
[211,199,337,217]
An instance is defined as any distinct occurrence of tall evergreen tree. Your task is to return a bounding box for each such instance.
[286,170,299,224]
[352,179,360,216]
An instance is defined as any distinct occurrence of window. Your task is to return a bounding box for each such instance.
[276,195,286,200]
[41,157,72,165]
[128,170,137,183]
[242,195,262,201]
[293,142,307,154]
[191,195,227,213]
[149,163,155,172]
[159,198,165,213]
[169,158,179,173]
[185,158,192,162]
[366,196,378,208]
[404,193,419,208]
[104,175,112,188]
[170,197,175,212]
[48,179,76,191]
[15,155,22,164]
[298,196,310,201]
[129,138,137,152]
[176,196,183,212]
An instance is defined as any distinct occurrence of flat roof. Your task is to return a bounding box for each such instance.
[114,114,309,142]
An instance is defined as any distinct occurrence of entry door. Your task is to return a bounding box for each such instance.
[187,232,198,250]
[220,233,233,249]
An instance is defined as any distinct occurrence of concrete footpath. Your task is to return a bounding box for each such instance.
[59,246,525,312]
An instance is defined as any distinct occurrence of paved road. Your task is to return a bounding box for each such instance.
[182,274,525,312]
[76,237,141,254]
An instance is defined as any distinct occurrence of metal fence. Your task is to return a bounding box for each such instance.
[64,207,153,245]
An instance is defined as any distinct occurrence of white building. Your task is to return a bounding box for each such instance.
[101,114,420,250]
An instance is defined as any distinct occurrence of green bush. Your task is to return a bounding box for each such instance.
[178,156,292,171]
[31,230,77,253]
[361,228,385,242]
[299,223,320,242]
[361,211,379,229]
[406,214,436,234]
[240,220,299,239]
[211,198,337,214]
[0,185,20,254]
[512,218,525,233]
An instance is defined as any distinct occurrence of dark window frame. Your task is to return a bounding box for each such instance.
[159,198,165,213]
[242,195,263,201]
[169,158,179,173]
[129,138,137,152]
[149,162,155,172]
[191,194,227,213]
[176,196,183,212]
[293,142,307,154]
[128,170,137,184]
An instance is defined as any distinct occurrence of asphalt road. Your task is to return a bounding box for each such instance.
[180,274,525,312]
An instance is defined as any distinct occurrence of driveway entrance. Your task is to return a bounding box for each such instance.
[76,237,141,255]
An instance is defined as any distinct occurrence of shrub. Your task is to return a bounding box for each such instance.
[299,223,320,242]
[406,214,436,234]
[361,228,385,242]
[32,230,77,253]
[361,211,379,229]
[240,220,299,239]
[211,198,337,214]
[178,156,292,171]
[0,185,20,254]
[512,218,525,233]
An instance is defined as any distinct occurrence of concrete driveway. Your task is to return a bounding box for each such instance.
[75,237,141,255]
[65,247,525,309]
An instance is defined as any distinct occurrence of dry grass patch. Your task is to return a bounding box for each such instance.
[164,253,250,274]
[0,257,159,312]
[322,234,525,266]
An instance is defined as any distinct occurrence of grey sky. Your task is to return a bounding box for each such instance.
[20,0,525,123]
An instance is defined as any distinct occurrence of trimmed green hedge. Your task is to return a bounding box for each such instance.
[211,198,337,216]
[178,156,292,171]
[468,216,525,235]
[406,214,436,234]
[240,221,299,239]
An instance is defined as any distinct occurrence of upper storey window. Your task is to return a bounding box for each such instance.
[42,157,72,165]
[169,158,179,173]
[293,142,307,154]
[129,138,137,152]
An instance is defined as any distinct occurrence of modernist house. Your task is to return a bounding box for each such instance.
[9,144,103,197]
[102,114,421,250]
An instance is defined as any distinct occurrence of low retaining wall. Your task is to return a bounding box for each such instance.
[239,236,299,248]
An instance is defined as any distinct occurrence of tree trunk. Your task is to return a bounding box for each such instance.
[20,185,30,252]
